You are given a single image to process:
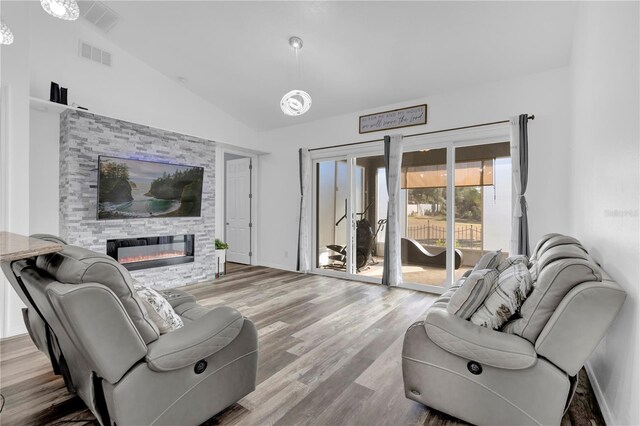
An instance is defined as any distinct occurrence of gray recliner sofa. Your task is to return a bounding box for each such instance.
[1,235,258,426]
[402,234,626,426]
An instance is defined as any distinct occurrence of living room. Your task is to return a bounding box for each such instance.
[0,1,638,425]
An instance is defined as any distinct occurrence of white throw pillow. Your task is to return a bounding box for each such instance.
[134,283,184,334]
[470,263,533,329]
[447,269,499,319]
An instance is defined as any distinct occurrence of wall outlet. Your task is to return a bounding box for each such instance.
[284,250,289,258]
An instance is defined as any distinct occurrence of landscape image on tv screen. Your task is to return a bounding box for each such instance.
[97,156,204,220]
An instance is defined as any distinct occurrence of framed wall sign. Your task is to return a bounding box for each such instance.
[359,104,428,134]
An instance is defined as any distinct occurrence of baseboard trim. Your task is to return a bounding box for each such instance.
[585,361,615,426]
[258,261,297,272]
[6,323,27,338]
[0,331,28,342]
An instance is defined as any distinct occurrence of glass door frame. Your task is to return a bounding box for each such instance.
[309,123,511,294]
[311,145,384,285]
[310,154,352,281]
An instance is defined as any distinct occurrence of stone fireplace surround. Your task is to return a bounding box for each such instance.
[59,110,216,289]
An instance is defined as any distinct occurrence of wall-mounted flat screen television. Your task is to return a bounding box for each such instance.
[97,156,204,220]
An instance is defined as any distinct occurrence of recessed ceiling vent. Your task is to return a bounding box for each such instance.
[79,1,120,33]
[78,40,112,67]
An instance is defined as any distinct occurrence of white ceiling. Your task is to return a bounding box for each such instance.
[101,1,578,131]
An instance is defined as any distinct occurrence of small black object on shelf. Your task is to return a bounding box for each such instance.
[60,87,68,105]
[49,82,60,103]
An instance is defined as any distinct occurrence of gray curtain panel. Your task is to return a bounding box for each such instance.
[510,115,530,257]
[382,134,404,286]
[383,137,391,285]
[518,114,530,257]
[297,148,312,272]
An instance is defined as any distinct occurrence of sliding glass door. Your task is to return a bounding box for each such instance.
[397,142,512,289]
[352,154,386,281]
[311,129,512,293]
[313,150,386,283]
[399,147,452,288]
[315,159,349,272]
[454,143,512,265]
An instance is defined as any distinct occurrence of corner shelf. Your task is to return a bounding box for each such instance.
[29,97,90,115]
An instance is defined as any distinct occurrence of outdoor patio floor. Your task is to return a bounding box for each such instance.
[352,257,470,287]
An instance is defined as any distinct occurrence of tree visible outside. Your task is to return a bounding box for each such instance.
[407,187,483,249]
[455,187,481,222]
[407,187,482,222]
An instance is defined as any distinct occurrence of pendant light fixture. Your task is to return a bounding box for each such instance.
[281,36,312,116]
[0,21,14,45]
[281,90,312,116]
[40,0,80,21]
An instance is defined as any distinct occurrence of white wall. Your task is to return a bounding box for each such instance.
[1,1,31,337]
[257,67,573,270]
[25,1,263,238]
[570,3,640,425]
[29,109,59,235]
[28,4,259,150]
[0,3,261,337]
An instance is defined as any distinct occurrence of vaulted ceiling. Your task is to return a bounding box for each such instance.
[100,1,578,131]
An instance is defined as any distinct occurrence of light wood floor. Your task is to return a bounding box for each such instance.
[0,265,605,426]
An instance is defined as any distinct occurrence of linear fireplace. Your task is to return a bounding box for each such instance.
[107,234,195,271]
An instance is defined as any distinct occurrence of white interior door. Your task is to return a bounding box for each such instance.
[226,158,251,264]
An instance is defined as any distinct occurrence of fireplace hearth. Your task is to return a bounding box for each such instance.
[107,234,195,271]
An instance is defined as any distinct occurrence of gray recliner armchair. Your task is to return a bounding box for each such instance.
[402,234,626,426]
[2,235,258,425]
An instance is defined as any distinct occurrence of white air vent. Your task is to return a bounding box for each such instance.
[79,1,120,33]
[79,40,112,67]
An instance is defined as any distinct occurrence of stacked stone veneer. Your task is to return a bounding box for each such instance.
[59,110,216,289]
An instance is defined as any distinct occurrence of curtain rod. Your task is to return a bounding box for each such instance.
[308,114,535,152]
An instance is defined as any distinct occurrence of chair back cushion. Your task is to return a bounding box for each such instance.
[530,233,562,260]
[503,242,601,342]
[30,233,69,245]
[36,245,159,344]
[530,234,586,263]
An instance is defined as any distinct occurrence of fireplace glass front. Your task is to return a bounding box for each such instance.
[107,235,195,271]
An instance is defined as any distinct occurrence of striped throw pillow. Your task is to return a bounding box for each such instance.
[447,269,499,319]
[496,255,529,273]
[472,250,502,273]
[470,263,533,329]
[431,281,462,309]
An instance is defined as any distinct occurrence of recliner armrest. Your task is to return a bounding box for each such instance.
[159,288,197,308]
[145,306,244,371]
[424,308,537,370]
[535,280,626,376]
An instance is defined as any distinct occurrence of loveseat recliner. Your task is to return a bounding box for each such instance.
[1,235,258,426]
[402,233,626,426]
